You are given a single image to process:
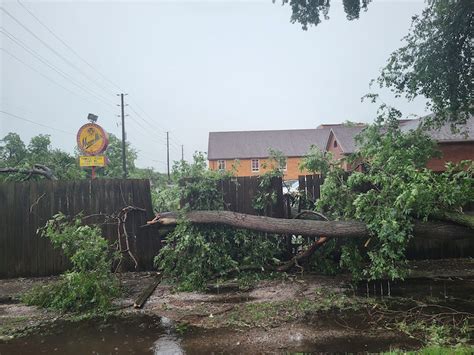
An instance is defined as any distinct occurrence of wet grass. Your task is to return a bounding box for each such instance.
[225,293,372,328]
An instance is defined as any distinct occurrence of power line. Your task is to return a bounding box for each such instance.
[127,106,168,140]
[126,114,168,144]
[0,27,117,109]
[127,105,183,153]
[0,110,75,135]
[16,0,123,93]
[1,47,117,120]
[1,5,117,97]
[127,97,185,146]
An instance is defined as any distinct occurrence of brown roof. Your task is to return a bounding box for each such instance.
[328,125,366,154]
[208,115,473,160]
[208,128,330,160]
[400,115,474,142]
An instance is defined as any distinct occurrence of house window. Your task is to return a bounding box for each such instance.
[333,140,338,148]
[251,159,259,172]
[281,160,287,171]
[217,160,226,171]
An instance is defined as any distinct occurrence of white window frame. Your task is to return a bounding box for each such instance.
[251,159,259,172]
[217,160,226,171]
[281,159,287,172]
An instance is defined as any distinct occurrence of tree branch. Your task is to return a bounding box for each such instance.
[0,164,57,180]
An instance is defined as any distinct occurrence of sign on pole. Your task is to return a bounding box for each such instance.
[77,123,108,155]
[77,121,108,180]
[79,155,106,167]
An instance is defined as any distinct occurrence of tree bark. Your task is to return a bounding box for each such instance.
[433,211,474,230]
[151,210,473,240]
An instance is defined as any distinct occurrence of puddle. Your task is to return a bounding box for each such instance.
[0,315,182,355]
[0,313,421,354]
[1,278,472,354]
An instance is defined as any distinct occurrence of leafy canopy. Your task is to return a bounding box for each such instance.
[0,133,84,180]
[277,0,371,30]
[154,152,283,290]
[280,0,473,128]
[0,131,167,184]
[311,108,473,280]
[377,0,473,129]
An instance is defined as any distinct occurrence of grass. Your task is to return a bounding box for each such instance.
[384,345,474,354]
[225,293,371,328]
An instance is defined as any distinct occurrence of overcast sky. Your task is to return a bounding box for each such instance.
[1,0,428,172]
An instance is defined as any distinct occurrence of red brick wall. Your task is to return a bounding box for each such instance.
[326,133,353,171]
[427,142,474,171]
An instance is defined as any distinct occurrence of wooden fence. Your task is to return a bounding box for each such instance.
[0,179,159,278]
[181,176,284,218]
[297,174,325,209]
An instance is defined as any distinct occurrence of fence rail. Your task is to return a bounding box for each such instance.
[0,179,158,278]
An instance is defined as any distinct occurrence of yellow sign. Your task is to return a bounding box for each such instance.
[79,155,106,167]
[77,123,108,155]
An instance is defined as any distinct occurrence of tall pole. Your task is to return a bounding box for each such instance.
[166,131,170,182]
[181,144,184,161]
[120,93,127,179]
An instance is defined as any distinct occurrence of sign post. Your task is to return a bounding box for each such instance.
[77,119,108,180]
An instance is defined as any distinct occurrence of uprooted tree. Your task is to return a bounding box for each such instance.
[152,113,473,289]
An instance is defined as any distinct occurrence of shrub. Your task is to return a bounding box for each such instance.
[23,213,120,313]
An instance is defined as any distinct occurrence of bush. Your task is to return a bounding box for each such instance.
[155,222,282,290]
[154,152,283,290]
[23,213,120,313]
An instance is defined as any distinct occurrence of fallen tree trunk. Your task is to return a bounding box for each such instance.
[154,211,368,238]
[150,210,473,240]
[434,211,474,230]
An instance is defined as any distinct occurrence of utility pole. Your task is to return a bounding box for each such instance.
[166,131,170,182]
[181,145,184,161]
[119,93,127,179]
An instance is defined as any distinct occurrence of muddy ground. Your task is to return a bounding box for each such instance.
[1,259,473,353]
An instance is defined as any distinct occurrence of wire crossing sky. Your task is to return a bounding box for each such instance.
[1,0,427,172]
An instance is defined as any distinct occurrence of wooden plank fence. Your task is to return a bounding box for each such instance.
[0,179,159,278]
[181,176,284,218]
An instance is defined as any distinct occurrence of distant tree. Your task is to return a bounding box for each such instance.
[377,0,473,129]
[279,0,473,128]
[276,0,371,30]
[0,133,84,181]
[98,134,137,178]
[0,132,27,166]
[0,132,166,184]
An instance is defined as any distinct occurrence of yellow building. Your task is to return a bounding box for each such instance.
[208,128,330,180]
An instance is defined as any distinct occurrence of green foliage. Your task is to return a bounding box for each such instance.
[253,149,286,214]
[154,152,283,290]
[377,0,473,129]
[0,132,27,165]
[23,213,120,313]
[278,0,371,30]
[395,318,472,349]
[227,292,369,328]
[299,145,333,175]
[281,0,473,129]
[0,133,84,181]
[385,346,474,355]
[95,133,137,178]
[315,111,473,281]
[175,152,228,211]
[155,223,281,290]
